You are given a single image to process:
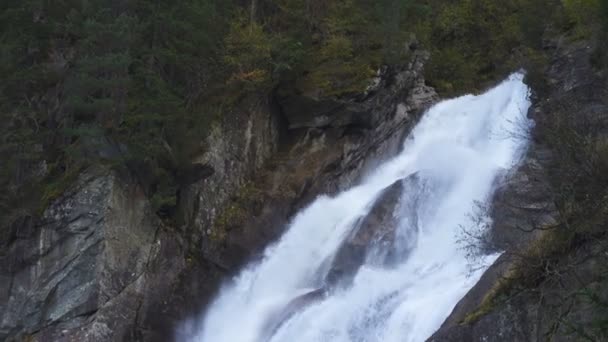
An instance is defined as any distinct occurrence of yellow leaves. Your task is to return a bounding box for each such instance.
[229,69,269,83]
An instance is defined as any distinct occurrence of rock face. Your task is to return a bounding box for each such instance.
[429,40,608,341]
[328,179,405,284]
[192,49,437,276]
[0,171,163,341]
[489,145,557,252]
[260,288,326,342]
[0,48,437,341]
[0,94,279,342]
[327,172,425,285]
[429,241,608,342]
[179,93,284,267]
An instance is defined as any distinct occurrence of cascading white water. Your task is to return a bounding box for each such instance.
[189,73,532,342]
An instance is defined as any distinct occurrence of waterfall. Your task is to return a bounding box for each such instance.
[189,73,532,342]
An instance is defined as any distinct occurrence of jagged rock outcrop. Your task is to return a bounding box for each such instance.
[260,288,326,342]
[430,239,608,342]
[0,91,280,341]
[0,170,166,341]
[429,40,608,342]
[276,51,434,132]
[192,49,437,274]
[328,179,405,284]
[327,171,425,285]
[0,47,437,341]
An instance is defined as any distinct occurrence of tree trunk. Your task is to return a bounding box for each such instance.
[250,0,258,25]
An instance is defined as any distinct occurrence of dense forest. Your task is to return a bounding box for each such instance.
[1,0,607,226]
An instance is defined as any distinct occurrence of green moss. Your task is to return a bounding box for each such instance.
[460,266,522,324]
[562,0,603,38]
[460,228,577,325]
[461,298,496,324]
[223,15,273,88]
[211,181,264,242]
[39,165,85,213]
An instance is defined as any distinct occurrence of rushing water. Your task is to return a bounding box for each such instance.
[189,73,532,342]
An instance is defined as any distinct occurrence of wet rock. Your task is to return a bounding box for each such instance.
[430,40,608,342]
[488,143,557,253]
[351,180,405,249]
[328,180,405,284]
[327,172,425,285]
[429,240,608,342]
[260,288,326,341]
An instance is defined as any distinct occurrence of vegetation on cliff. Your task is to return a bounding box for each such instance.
[1,0,606,225]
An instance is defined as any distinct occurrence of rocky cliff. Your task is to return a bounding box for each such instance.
[0,46,436,341]
[429,39,608,342]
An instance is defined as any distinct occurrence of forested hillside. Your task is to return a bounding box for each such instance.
[1,0,607,240]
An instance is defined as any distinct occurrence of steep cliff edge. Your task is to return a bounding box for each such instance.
[430,38,608,342]
[0,49,436,341]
